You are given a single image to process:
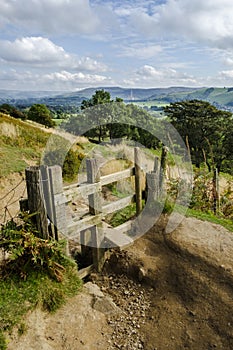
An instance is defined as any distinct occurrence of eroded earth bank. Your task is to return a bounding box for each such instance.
[8,215,233,350]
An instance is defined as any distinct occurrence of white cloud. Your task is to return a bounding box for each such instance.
[118,43,162,59]
[0,37,70,65]
[124,65,197,87]
[0,69,114,90]
[0,37,107,72]
[44,70,112,84]
[219,70,233,79]
[125,0,233,49]
[0,0,100,35]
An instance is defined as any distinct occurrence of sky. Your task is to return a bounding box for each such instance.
[1,0,233,91]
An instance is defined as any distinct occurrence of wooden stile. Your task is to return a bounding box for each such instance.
[86,158,105,272]
[23,147,160,275]
[134,147,143,215]
[49,165,67,240]
[25,166,49,239]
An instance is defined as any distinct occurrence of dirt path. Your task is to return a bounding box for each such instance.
[7,215,233,350]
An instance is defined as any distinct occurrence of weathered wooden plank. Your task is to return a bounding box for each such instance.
[86,158,101,215]
[64,182,101,201]
[53,193,69,206]
[102,195,135,215]
[159,146,168,190]
[25,166,49,239]
[114,220,132,234]
[78,264,94,279]
[134,147,143,215]
[104,228,133,248]
[63,182,79,191]
[67,213,103,237]
[100,167,135,186]
[40,165,55,238]
[146,171,159,202]
[91,225,106,272]
[49,165,67,238]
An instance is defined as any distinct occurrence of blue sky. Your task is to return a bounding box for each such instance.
[1,0,233,90]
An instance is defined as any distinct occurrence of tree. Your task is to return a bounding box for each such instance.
[27,104,55,127]
[164,100,233,172]
[0,103,26,119]
[81,90,121,142]
[81,90,111,110]
[63,91,160,149]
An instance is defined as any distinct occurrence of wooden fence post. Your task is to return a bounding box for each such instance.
[134,147,143,215]
[48,165,67,241]
[40,165,55,239]
[213,168,220,214]
[159,146,168,193]
[86,158,105,272]
[153,156,160,173]
[25,166,49,239]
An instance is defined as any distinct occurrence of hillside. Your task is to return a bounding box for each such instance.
[1,86,233,111]
[153,86,233,110]
[0,113,51,177]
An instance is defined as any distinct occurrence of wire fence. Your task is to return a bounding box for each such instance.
[0,178,27,226]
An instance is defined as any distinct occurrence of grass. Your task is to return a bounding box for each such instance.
[0,113,92,179]
[163,200,233,232]
[106,203,136,227]
[0,145,38,177]
[0,216,82,349]
[0,113,50,177]
[0,267,82,349]
[186,208,233,232]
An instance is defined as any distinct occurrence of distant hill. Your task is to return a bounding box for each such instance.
[1,86,233,111]
[147,87,233,111]
[55,86,197,101]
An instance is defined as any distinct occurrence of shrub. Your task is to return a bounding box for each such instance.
[0,219,74,281]
[43,148,85,182]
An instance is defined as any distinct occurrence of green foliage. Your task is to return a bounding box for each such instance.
[164,100,233,173]
[62,149,85,182]
[186,208,233,232]
[190,168,213,211]
[64,92,160,149]
[0,104,26,120]
[81,89,111,109]
[27,104,55,127]
[106,203,137,227]
[0,332,6,350]
[0,218,82,348]
[0,114,50,177]
[0,219,74,281]
[43,148,85,182]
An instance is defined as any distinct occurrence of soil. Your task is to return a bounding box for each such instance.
[6,215,233,350]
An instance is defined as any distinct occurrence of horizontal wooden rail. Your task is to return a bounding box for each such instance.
[63,167,135,201]
[100,167,135,186]
[102,194,135,215]
[67,193,135,237]
[67,213,103,237]
[64,182,101,201]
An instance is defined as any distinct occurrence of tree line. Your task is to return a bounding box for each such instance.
[0,103,55,127]
[1,90,232,175]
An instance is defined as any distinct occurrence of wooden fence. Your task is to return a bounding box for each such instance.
[21,147,166,274]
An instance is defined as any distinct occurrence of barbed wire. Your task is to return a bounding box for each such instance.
[0,178,25,201]
[0,179,27,226]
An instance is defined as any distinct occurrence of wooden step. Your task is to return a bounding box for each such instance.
[104,227,133,248]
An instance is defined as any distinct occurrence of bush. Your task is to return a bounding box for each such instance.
[27,104,55,127]
[0,219,74,281]
[43,148,85,182]
[0,218,82,350]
